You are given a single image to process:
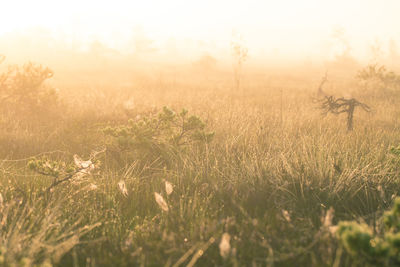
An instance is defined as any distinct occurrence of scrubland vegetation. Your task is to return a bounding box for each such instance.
[2,48,400,267]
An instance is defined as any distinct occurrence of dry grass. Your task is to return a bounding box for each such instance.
[1,68,400,266]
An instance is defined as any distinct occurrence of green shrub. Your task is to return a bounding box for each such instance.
[336,197,400,266]
[103,107,214,167]
[27,152,101,194]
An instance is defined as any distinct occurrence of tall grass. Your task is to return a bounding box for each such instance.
[1,70,400,266]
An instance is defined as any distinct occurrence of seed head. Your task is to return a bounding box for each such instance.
[73,154,94,171]
[323,207,335,228]
[154,192,169,211]
[219,233,231,260]
[282,210,291,222]
[118,180,128,197]
[165,180,173,195]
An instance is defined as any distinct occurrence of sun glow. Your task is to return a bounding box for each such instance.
[1,0,400,61]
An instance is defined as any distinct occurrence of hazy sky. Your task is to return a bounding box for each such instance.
[1,0,399,61]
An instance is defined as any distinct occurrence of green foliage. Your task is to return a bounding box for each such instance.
[336,222,389,260]
[336,197,400,265]
[103,107,214,166]
[28,158,71,178]
[27,154,99,194]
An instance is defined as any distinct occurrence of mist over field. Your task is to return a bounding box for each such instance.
[1,1,400,266]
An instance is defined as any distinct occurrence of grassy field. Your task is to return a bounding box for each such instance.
[1,63,400,266]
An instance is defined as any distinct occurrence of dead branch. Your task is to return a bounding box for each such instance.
[317,95,370,131]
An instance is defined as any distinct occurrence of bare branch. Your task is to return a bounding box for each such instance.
[317,95,370,131]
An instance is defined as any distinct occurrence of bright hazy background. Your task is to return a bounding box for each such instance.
[1,0,399,72]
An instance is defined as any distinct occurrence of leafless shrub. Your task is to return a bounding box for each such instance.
[318,95,371,131]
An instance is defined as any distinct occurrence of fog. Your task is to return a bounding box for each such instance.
[2,2,400,266]
[1,0,400,88]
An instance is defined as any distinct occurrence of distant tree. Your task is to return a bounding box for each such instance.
[230,33,248,91]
